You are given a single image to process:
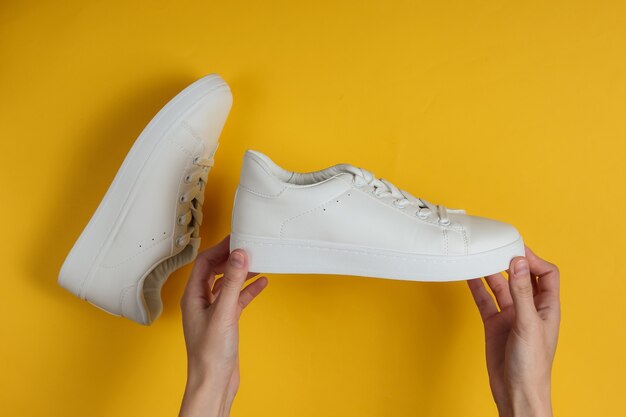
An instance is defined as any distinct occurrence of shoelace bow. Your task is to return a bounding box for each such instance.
[176,156,214,247]
[350,167,451,225]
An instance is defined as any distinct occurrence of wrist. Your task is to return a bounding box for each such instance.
[180,373,232,417]
[503,388,552,417]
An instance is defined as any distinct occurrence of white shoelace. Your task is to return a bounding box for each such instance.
[176,156,214,247]
[348,167,451,225]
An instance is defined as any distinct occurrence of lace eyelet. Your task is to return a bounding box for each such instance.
[179,195,186,203]
[175,237,185,247]
[193,156,200,164]
[184,174,191,183]
[417,211,429,219]
[438,219,451,226]
[177,216,184,225]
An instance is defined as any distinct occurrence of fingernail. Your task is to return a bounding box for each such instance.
[230,250,244,268]
[514,259,529,276]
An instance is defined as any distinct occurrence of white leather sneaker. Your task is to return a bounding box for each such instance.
[59,74,232,325]
[231,150,524,281]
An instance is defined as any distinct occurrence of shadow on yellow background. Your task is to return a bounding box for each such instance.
[1,1,624,416]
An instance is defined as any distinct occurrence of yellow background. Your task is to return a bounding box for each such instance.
[1,1,625,416]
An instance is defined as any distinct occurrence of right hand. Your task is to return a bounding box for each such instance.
[179,236,268,417]
[467,247,560,417]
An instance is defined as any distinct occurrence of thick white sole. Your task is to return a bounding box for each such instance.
[231,232,525,282]
[59,74,230,302]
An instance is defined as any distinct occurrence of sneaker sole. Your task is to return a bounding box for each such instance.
[231,232,525,282]
[59,75,230,309]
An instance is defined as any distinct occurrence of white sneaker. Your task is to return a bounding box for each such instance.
[59,74,232,325]
[230,150,524,281]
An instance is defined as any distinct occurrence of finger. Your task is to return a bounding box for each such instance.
[185,236,229,289]
[531,273,539,297]
[484,272,512,310]
[212,272,259,298]
[212,277,223,296]
[525,246,560,298]
[182,236,230,308]
[508,257,538,325]
[467,278,498,321]
[214,249,249,311]
[525,247,560,321]
[208,261,258,277]
[239,276,269,309]
[504,265,538,296]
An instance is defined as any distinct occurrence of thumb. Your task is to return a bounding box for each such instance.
[215,249,248,311]
[509,257,538,325]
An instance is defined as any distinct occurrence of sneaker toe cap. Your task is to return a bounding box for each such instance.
[461,215,521,255]
[182,87,232,146]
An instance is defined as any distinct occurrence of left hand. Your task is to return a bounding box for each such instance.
[179,235,268,417]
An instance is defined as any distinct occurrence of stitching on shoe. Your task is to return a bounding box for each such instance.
[339,176,444,228]
[461,225,469,256]
[239,155,289,197]
[280,180,447,239]
[443,229,448,255]
[279,193,346,238]
[180,121,203,143]
[234,238,500,264]
[101,142,203,270]
[248,154,283,181]
[100,234,169,268]
[119,284,135,318]
[165,130,196,157]
[238,183,287,199]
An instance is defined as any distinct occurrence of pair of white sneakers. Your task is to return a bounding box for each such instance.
[59,74,524,325]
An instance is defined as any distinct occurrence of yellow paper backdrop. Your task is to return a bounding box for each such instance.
[1,1,624,416]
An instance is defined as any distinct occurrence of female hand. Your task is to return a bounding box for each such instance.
[179,235,268,417]
[468,247,560,417]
